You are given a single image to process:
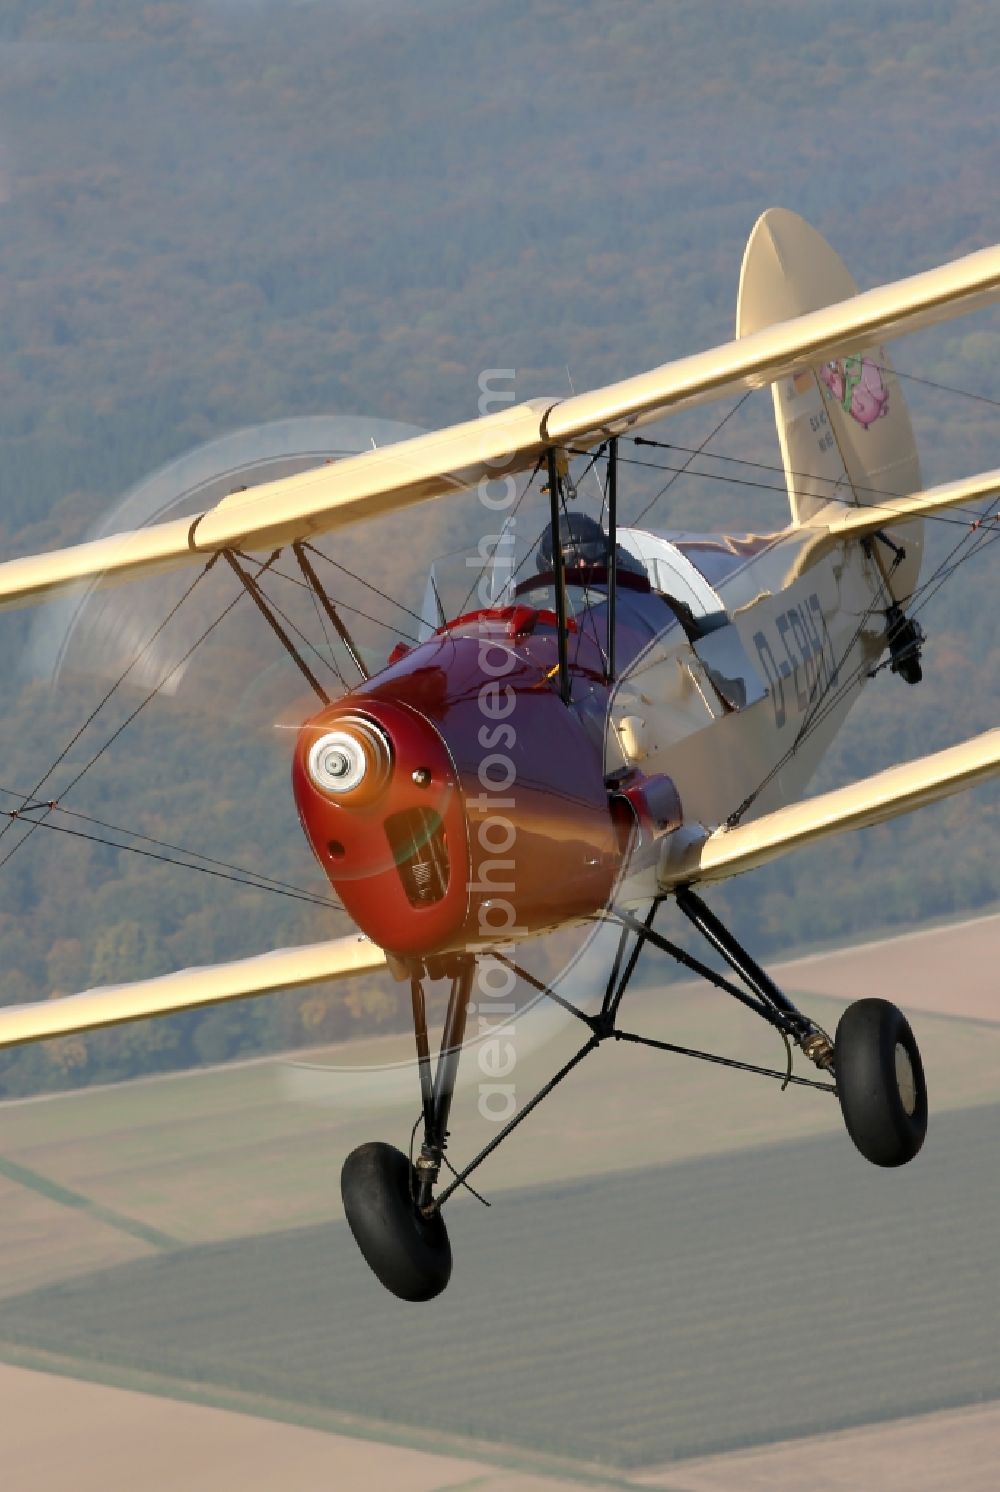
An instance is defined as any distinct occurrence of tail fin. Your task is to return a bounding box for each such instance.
[736,209,922,543]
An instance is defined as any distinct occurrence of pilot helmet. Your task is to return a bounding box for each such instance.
[536,511,644,576]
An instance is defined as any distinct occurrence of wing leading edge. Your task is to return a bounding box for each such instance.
[659,729,1000,889]
[2,736,996,1047]
[0,933,387,1050]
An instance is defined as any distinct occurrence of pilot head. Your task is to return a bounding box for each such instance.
[535,511,645,576]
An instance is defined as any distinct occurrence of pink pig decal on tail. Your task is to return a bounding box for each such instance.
[848,356,890,427]
[820,356,889,428]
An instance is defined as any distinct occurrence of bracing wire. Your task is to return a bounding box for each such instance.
[1,806,344,910]
[0,363,995,911]
[443,459,544,629]
[726,506,1000,826]
[629,390,753,527]
[570,441,999,536]
[629,435,999,529]
[0,554,274,873]
[0,786,344,910]
[0,557,219,852]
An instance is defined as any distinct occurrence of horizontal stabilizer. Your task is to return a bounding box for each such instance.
[792,465,1000,575]
[660,729,1000,888]
[821,466,1000,540]
[0,933,386,1050]
[0,234,996,612]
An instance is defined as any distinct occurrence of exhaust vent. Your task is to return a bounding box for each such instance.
[385,808,450,907]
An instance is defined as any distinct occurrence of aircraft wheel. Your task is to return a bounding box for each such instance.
[341,1141,452,1301]
[834,998,927,1168]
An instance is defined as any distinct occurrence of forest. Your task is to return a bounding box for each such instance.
[0,0,996,1094]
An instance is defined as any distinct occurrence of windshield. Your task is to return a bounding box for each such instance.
[417,494,686,672]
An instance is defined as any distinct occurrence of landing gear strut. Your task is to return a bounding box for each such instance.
[341,960,473,1302]
[342,895,927,1300]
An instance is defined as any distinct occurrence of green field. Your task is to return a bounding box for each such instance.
[2,1101,999,1470]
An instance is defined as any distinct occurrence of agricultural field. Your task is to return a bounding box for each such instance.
[2,1102,999,1470]
[0,915,999,1300]
[0,916,999,1477]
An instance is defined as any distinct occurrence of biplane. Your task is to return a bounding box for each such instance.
[1,208,998,1301]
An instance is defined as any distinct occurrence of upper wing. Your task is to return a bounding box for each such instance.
[659,729,1000,889]
[0,932,387,1050]
[0,237,998,611]
[544,241,1000,444]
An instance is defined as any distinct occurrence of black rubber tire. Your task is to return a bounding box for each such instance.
[341,1141,452,1302]
[834,998,927,1168]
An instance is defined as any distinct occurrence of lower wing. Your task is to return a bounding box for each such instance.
[3,734,996,1047]
[659,729,1000,888]
[0,933,386,1049]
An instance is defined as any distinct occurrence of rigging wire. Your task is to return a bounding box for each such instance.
[568,441,998,535]
[629,435,997,526]
[266,555,421,646]
[809,511,998,724]
[0,557,219,853]
[1,806,344,911]
[629,390,754,527]
[888,364,1000,411]
[0,367,994,910]
[302,542,428,635]
[297,564,348,689]
[0,549,355,907]
[443,459,544,628]
[233,556,351,687]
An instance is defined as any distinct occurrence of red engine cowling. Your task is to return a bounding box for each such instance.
[292,634,620,959]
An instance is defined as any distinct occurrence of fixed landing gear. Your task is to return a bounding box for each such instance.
[340,897,929,1301]
[341,960,473,1302]
[670,891,928,1168]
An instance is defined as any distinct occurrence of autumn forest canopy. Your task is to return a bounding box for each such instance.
[0,0,996,1093]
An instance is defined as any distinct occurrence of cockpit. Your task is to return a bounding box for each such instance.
[512,512,731,668]
[417,510,733,677]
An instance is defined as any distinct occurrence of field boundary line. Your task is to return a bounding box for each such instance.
[0,1340,643,1490]
[0,1156,180,1250]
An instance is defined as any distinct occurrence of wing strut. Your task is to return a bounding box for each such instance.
[606,436,619,683]
[545,448,573,705]
[293,542,369,681]
[222,549,332,705]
